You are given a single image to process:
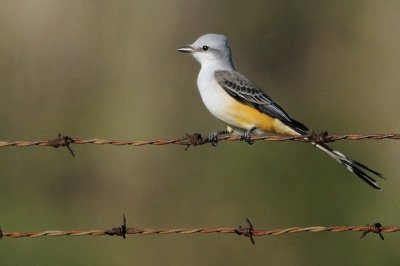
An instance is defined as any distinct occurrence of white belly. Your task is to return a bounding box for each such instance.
[198,78,230,116]
[197,71,240,125]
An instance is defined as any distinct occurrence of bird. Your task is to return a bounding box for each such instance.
[177,33,384,190]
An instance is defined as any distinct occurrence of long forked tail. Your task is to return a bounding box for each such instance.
[314,143,384,190]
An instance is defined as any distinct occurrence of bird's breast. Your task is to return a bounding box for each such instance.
[197,71,236,122]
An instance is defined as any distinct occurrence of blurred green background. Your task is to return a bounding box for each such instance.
[0,1,399,265]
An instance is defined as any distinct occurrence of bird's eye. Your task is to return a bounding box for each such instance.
[202,45,210,51]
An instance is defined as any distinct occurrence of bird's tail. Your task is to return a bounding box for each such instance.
[314,143,384,190]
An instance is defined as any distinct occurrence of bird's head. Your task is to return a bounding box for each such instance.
[178,33,233,68]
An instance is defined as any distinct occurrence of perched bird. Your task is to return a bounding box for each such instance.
[178,33,384,190]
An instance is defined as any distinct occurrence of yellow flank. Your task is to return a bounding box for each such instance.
[229,101,299,136]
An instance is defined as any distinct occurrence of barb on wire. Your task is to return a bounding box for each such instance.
[48,134,75,157]
[360,223,385,240]
[1,216,399,243]
[235,218,255,244]
[105,214,127,239]
[0,133,399,151]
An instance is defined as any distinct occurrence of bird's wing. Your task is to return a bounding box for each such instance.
[215,70,308,133]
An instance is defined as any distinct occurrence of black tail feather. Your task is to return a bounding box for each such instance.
[348,159,385,179]
[315,143,384,190]
[340,158,381,190]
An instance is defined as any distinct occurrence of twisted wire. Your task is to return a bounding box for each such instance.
[0,133,399,148]
[2,225,398,239]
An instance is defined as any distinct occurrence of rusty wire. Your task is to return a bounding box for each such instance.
[4,225,398,238]
[1,216,397,243]
[0,133,399,149]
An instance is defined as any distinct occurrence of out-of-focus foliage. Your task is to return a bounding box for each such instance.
[0,1,399,265]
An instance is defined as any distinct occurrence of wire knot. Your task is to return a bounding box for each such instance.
[309,131,333,144]
[105,214,127,239]
[234,218,255,245]
[185,133,205,150]
[49,134,75,157]
[361,222,384,240]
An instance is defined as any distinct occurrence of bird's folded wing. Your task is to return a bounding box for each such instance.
[214,70,308,133]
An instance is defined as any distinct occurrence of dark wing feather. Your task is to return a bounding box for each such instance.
[215,70,308,134]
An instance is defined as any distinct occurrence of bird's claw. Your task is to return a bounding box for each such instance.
[208,132,220,146]
[207,130,229,146]
[240,127,256,145]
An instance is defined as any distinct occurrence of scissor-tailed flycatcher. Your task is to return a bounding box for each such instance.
[178,33,384,190]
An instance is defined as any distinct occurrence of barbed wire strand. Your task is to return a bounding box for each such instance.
[0,133,399,148]
[5,226,399,238]
[1,217,398,243]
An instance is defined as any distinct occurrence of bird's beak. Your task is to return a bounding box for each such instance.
[177,45,195,53]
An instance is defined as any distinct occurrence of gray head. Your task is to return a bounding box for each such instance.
[177,33,234,68]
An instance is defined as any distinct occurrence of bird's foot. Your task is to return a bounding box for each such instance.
[240,127,256,145]
[207,130,228,146]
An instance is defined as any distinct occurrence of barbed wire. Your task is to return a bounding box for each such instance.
[1,135,397,243]
[0,133,398,157]
[1,216,397,244]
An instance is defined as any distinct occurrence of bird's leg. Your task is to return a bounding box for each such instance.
[240,127,256,145]
[207,130,229,146]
